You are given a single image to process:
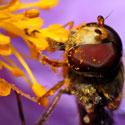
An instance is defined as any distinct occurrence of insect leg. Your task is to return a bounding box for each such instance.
[39,54,67,68]
[37,80,64,106]
[107,92,122,110]
[63,21,74,30]
[15,92,26,125]
[36,89,64,125]
[11,83,37,103]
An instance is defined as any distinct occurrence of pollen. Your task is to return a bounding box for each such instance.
[24,9,40,18]
[0,79,11,96]
[0,0,62,107]
[83,115,90,124]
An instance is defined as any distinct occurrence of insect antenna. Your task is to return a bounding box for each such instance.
[104,10,114,21]
[97,10,113,26]
[105,10,113,20]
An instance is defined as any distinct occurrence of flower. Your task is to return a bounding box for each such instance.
[0,0,69,107]
[0,0,69,124]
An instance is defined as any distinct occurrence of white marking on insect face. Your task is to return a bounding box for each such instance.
[73,26,108,45]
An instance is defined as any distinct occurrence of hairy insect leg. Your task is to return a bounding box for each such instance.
[11,83,38,103]
[37,80,64,105]
[36,89,64,125]
[15,92,26,125]
[36,78,70,125]
[63,21,74,30]
[39,54,67,68]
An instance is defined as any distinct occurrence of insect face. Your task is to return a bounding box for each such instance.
[67,22,122,80]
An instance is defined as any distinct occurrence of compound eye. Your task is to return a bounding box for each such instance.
[68,23,122,78]
[68,43,120,73]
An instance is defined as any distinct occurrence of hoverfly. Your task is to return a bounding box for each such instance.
[0,1,123,123]
[36,15,124,125]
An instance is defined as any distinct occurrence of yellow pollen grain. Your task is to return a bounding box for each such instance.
[24,9,40,18]
[83,115,90,124]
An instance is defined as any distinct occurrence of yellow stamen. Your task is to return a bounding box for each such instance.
[0,60,14,72]
[0,60,24,77]
[0,0,19,11]
[20,0,58,10]
[0,0,58,12]
[10,83,37,103]
[0,78,38,103]
[0,78,11,96]
[11,45,47,97]
[3,56,32,86]
[3,56,17,67]
[11,46,37,85]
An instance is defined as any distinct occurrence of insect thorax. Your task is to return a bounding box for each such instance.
[68,62,124,111]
